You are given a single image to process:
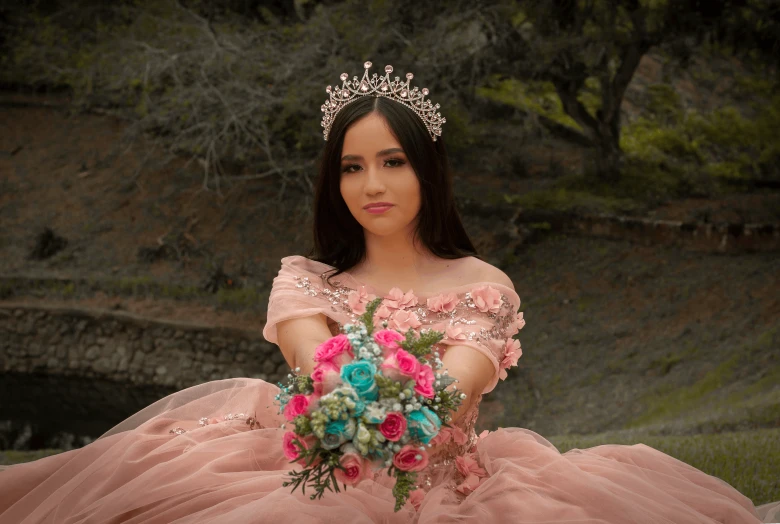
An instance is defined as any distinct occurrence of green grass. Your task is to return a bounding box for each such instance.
[0,449,64,466]
[625,328,779,431]
[547,427,780,507]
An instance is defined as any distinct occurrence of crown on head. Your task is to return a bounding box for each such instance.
[320,61,446,142]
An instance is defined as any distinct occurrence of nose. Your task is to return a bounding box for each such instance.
[363,165,386,195]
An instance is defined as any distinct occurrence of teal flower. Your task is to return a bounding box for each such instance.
[325,417,357,445]
[340,361,379,402]
[407,406,441,444]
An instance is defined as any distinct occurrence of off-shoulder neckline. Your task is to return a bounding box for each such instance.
[281,255,521,306]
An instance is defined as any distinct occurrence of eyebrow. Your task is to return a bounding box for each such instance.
[341,148,405,162]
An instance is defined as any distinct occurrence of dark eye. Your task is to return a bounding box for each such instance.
[341,164,360,173]
[386,158,406,167]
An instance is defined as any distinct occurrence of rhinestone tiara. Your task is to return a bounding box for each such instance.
[320,61,446,142]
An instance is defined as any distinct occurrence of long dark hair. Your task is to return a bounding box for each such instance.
[310,95,478,284]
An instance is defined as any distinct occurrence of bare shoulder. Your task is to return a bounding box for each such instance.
[465,257,515,290]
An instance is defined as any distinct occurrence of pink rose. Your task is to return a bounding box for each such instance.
[373,329,404,354]
[393,444,429,472]
[334,445,369,486]
[454,473,485,496]
[444,323,467,341]
[427,292,459,313]
[311,361,342,395]
[471,285,502,314]
[455,452,487,478]
[347,285,377,315]
[408,488,426,511]
[311,361,340,383]
[384,287,418,310]
[389,310,421,332]
[498,338,522,381]
[282,431,316,462]
[380,348,420,383]
[413,364,435,399]
[516,311,525,330]
[378,412,407,442]
[283,394,309,421]
[313,334,354,367]
[478,429,491,440]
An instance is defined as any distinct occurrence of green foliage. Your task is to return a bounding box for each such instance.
[476,76,601,132]
[359,298,384,336]
[375,374,403,398]
[294,414,313,436]
[390,469,417,512]
[281,448,346,500]
[216,287,265,308]
[397,329,445,358]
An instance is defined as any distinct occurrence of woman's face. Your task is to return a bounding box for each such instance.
[339,111,421,239]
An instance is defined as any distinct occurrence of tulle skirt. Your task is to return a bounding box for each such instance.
[1,378,778,523]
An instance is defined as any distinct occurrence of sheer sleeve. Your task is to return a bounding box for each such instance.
[435,284,523,395]
[261,255,355,345]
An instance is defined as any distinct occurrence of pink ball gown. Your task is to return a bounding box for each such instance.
[1,255,778,523]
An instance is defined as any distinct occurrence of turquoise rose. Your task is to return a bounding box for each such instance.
[407,406,441,445]
[323,418,356,450]
[340,361,379,402]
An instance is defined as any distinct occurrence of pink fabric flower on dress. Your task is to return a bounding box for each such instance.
[444,323,468,341]
[413,364,435,399]
[393,444,429,472]
[428,426,452,446]
[426,292,459,313]
[408,488,426,511]
[389,310,421,332]
[450,425,468,445]
[334,444,370,486]
[384,287,418,310]
[506,311,526,337]
[471,285,502,314]
[347,285,377,315]
[455,452,487,478]
[478,429,491,440]
[454,473,486,496]
[313,334,354,367]
[372,304,393,329]
[378,412,407,442]
[498,338,522,381]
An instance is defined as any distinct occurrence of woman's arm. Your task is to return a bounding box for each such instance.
[437,344,494,425]
[276,313,334,376]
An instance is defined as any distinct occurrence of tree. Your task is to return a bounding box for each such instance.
[485,0,780,182]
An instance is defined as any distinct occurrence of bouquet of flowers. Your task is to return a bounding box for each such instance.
[274,297,466,512]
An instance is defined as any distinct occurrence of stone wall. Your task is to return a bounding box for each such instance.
[514,210,780,253]
[0,303,290,391]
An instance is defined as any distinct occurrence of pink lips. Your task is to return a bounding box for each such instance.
[363,202,394,214]
[364,205,393,214]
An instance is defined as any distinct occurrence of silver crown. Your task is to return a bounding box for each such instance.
[320,61,446,142]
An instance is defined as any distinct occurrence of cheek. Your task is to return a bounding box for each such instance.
[339,178,358,209]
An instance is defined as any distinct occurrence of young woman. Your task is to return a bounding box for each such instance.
[0,61,777,523]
